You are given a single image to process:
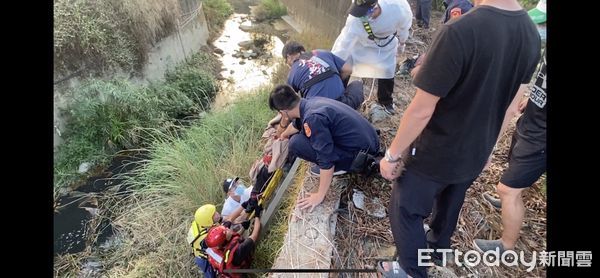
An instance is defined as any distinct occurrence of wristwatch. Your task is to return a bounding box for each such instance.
[385,149,402,163]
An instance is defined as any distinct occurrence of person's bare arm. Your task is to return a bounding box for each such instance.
[498,84,527,144]
[483,84,528,170]
[297,167,334,212]
[224,206,246,222]
[499,84,527,141]
[268,113,282,127]
[280,124,299,139]
[380,89,440,180]
[394,7,412,58]
[340,62,352,81]
[248,217,261,242]
[518,93,529,113]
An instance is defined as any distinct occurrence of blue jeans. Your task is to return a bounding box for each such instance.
[195,256,216,278]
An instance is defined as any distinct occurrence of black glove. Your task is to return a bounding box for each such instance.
[254,205,263,218]
[241,220,250,230]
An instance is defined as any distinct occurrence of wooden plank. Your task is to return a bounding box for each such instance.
[259,157,301,237]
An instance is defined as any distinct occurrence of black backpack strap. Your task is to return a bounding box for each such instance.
[299,50,339,96]
[301,69,336,93]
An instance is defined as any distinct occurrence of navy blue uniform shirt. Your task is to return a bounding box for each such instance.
[287,50,346,100]
[297,97,379,169]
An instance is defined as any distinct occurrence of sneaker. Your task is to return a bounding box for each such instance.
[383,104,396,115]
[377,261,407,278]
[473,239,507,254]
[482,192,502,210]
[309,164,347,177]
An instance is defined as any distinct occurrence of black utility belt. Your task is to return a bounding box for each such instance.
[370,33,396,41]
[369,32,397,48]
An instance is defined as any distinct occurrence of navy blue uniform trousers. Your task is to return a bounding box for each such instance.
[288,133,357,172]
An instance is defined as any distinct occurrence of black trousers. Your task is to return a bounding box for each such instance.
[389,169,475,278]
[416,0,432,27]
[377,78,394,106]
[337,80,365,110]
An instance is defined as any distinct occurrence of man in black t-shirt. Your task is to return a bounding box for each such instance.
[378,0,541,276]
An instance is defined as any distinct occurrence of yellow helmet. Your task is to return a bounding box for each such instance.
[194,204,216,228]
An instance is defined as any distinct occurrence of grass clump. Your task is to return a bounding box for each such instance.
[53,0,180,77]
[54,52,219,189]
[203,0,234,38]
[101,90,274,276]
[255,0,287,21]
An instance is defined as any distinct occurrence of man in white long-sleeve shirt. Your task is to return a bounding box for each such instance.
[332,0,412,115]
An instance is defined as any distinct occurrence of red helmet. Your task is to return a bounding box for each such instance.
[205,225,228,248]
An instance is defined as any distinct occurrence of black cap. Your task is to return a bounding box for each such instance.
[349,0,378,17]
[222,177,239,193]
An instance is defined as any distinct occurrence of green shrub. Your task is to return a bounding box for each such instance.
[165,66,217,110]
[255,0,287,21]
[54,61,218,188]
[519,0,538,10]
[203,0,234,37]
